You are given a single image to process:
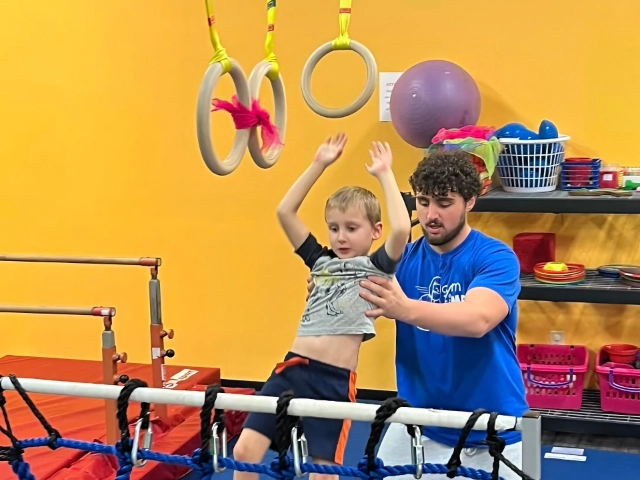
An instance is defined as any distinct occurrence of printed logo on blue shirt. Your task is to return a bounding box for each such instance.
[413,276,466,331]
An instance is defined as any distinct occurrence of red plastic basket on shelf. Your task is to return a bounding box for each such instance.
[517,344,589,410]
[595,346,640,415]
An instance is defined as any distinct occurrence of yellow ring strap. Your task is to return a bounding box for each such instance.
[331,0,352,50]
[264,0,280,80]
[205,0,232,74]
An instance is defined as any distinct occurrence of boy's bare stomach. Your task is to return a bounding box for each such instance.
[290,334,363,371]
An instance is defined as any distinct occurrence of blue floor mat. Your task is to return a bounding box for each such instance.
[185,418,640,479]
[541,445,640,478]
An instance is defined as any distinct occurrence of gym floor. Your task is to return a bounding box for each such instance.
[186,404,640,480]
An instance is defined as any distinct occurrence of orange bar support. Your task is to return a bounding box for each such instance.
[100,314,127,445]
[149,266,173,423]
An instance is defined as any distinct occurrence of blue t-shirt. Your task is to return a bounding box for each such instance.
[394,229,528,448]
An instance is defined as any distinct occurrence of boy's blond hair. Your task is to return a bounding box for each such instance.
[325,186,381,225]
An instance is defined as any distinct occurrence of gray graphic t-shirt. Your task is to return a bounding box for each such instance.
[295,233,399,341]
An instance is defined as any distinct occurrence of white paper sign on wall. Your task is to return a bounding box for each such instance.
[379,72,403,122]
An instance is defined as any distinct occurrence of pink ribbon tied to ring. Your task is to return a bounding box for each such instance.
[211,96,283,152]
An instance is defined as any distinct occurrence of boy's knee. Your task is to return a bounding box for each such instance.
[311,475,338,480]
[310,473,339,480]
[233,437,258,462]
[233,430,270,463]
[310,458,339,480]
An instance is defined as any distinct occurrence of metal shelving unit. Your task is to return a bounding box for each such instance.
[472,187,637,214]
[402,188,640,216]
[534,391,640,437]
[520,270,640,305]
[402,187,640,437]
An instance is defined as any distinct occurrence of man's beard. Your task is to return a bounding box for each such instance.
[421,212,466,246]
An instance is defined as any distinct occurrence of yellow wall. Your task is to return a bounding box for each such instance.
[0,1,639,391]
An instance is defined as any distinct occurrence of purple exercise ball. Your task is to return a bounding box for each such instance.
[389,60,481,148]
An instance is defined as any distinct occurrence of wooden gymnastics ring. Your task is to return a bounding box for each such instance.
[301,40,377,119]
[245,1,286,169]
[196,0,253,176]
[196,59,251,176]
[301,1,377,118]
[247,60,287,169]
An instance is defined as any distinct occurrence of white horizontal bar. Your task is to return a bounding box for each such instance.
[0,377,521,432]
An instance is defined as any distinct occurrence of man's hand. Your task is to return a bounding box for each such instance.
[306,274,315,301]
[359,276,411,319]
[365,141,393,177]
[313,133,348,168]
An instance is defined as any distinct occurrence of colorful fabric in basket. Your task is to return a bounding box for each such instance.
[440,137,501,177]
[428,136,501,178]
[432,125,497,143]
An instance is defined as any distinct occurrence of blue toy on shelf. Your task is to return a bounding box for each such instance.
[495,119,559,141]
[493,119,570,193]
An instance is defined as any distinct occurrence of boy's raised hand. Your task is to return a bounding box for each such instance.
[313,133,348,168]
[366,141,393,177]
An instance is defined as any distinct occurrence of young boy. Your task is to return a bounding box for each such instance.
[232,133,411,480]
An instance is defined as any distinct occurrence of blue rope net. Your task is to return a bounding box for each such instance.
[0,375,534,480]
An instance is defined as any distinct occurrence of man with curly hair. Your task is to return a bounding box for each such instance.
[355,150,527,478]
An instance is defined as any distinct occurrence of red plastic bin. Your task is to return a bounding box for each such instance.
[517,344,589,410]
[595,346,640,415]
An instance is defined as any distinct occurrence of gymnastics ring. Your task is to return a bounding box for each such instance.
[196,59,251,176]
[301,40,377,118]
[247,60,287,169]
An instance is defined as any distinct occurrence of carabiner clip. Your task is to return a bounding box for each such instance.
[291,425,308,478]
[410,425,424,479]
[211,421,228,473]
[131,415,153,468]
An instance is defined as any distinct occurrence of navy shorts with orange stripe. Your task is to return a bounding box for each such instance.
[242,351,357,465]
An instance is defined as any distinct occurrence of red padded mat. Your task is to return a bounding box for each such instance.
[0,355,220,480]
